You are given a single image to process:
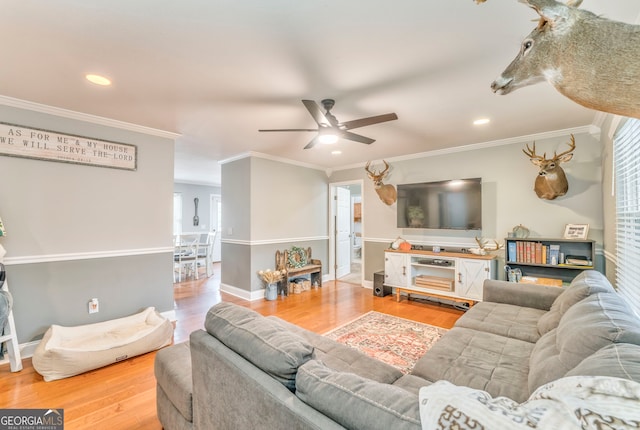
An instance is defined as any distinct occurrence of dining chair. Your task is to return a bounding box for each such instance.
[194,231,216,278]
[204,230,217,277]
[174,235,199,282]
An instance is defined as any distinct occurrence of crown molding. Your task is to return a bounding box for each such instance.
[218,150,325,171]
[0,95,180,140]
[333,125,595,172]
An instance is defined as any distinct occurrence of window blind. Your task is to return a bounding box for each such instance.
[614,118,640,316]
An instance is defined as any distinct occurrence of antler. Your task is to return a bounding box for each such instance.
[522,142,546,161]
[475,236,487,250]
[379,160,389,177]
[475,237,504,251]
[365,160,389,180]
[365,161,373,175]
[552,134,576,160]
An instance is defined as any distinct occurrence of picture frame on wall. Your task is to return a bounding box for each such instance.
[563,223,589,240]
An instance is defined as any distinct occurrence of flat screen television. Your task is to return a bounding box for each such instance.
[396,178,482,230]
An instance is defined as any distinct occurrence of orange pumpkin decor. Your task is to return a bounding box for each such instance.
[399,241,411,251]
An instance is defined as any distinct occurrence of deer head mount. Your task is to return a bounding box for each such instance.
[476,0,640,119]
[523,134,575,200]
[365,160,397,206]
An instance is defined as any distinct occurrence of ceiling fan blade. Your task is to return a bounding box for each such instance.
[341,131,375,144]
[341,113,398,130]
[302,100,332,127]
[303,136,321,149]
[258,128,317,132]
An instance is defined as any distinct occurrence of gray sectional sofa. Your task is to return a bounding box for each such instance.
[155,270,640,430]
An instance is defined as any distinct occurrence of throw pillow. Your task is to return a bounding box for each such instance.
[296,359,421,430]
[204,302,313,391]
[537,270,614,335]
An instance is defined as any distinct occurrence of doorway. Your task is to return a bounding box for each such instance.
[329,181,363,285]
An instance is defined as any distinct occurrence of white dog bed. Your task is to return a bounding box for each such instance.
[32,307,173,381]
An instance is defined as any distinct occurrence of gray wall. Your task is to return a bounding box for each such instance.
[0,104,175,343]
[174,182,221,233]
[330,131,604,282]
[221,155,329,295]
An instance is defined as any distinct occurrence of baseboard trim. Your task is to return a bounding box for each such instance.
[220,283,265,301]
[0,340,38,365]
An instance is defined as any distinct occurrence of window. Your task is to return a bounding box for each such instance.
[173,193,183,235]
[614,118,640,315]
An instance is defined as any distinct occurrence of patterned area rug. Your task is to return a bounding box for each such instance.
[324,311,447,374]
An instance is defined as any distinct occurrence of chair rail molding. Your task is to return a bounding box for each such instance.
[3,247,173,266]
[222,236,329,246]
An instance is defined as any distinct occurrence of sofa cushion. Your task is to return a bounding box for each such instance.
[565,343,640,383]
[204,302,313,391]
[267,316,403,384]
[392,374,433,396]
[537,270,614,335]
[419,376,640,430]
[529,292,640,392]
[411,327,534,402]
[296,359,421,430]
[454,301,546,343]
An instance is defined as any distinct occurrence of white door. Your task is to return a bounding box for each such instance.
[336,187,351,278]
[209,194,222,262]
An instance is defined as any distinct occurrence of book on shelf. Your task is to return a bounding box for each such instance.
[548,244,560,265]
[508,241,517,262]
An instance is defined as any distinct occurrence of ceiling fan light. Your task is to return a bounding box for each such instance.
[318,133,339,144]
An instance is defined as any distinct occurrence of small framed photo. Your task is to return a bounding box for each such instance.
[563,224,589,240]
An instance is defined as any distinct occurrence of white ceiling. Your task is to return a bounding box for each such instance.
[1,0,638,185]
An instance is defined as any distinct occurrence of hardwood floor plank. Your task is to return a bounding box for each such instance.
[0,263,463,428]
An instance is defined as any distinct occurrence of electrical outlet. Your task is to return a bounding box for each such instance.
[88,298,99,314]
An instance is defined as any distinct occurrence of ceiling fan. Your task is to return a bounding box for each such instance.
[259,99,398,149]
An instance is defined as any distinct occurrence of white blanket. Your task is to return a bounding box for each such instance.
[419,376,640,430]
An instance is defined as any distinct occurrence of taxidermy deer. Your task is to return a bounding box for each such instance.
[365,160,397,205]
[475,0,640,119]
[523,134,575,200]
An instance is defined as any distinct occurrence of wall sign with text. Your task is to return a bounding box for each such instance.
[0,122,137,171]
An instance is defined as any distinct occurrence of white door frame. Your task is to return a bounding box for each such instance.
[329,180,364,285]
[209,193,221,262]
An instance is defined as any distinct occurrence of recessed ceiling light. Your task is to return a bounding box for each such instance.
[331,150,342,155]
[85,74,112,86]
[473,118,490,126]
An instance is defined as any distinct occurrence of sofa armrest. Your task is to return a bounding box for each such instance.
[482,279,563,311]
[190,330,346,430]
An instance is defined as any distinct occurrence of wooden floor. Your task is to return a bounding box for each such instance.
[0,263,463,429]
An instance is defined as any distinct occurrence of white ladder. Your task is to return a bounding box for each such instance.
[0,246,22,372]
[0,306,22,372]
